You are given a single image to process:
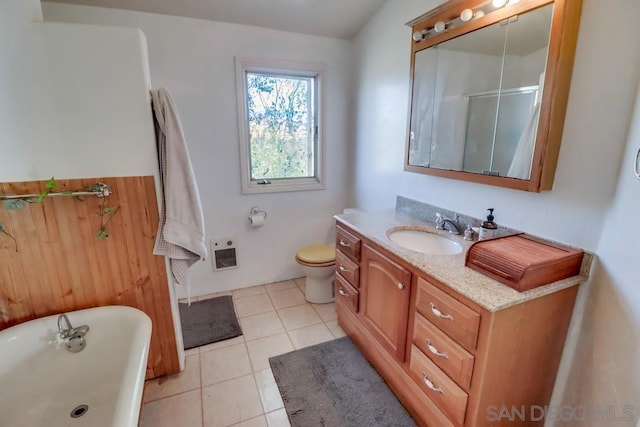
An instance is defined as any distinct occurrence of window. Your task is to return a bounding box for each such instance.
[235,57,325,193]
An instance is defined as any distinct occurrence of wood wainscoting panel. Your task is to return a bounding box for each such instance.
[0,176,179,379]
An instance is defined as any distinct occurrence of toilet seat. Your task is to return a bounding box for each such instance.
[295,245,335,266]
[295,258,335,268]
[296,245,335,304]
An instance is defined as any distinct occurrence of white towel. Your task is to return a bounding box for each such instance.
[151,88,207,294]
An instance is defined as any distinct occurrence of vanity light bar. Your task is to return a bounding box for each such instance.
[412,0,518,42]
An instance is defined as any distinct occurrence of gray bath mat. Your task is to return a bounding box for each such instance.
[269,337,416,427]
[179,296,242,349]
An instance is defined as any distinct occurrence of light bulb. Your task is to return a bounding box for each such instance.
[492,0,508,7]
[412,30,427,42]
[460,9,474,22]
[475,10,485,18]
[433,21,446,33]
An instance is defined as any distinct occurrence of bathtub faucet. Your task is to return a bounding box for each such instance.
[57,314,89,340]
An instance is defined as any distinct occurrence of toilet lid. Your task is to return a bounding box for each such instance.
[296,245,335,264]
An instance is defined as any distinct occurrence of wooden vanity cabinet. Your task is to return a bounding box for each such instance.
[335,274,359,313]
[336,224,361,262]
[335,224,362,313]
[335,249,360,288]
[360,244,412,362]
[335,222,580,427]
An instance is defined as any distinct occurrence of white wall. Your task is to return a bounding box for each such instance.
[1,2,157,182]
[351,0,640,251]
[552,83,640,427]
[42,3,353,297]
[0,0,42,23]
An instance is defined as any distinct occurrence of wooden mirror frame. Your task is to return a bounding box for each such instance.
[404,0,582,192]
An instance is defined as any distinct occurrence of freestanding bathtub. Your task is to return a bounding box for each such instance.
[0,305,152,427]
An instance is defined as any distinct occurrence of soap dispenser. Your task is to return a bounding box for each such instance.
[479,208,498,240]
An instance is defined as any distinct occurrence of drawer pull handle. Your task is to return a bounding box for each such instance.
[422,372,444,394]
[339,239,351,248]
[426,339,448,359]
[339,265,349,273]
[397,283,405,290]
[430,302,454,321]
[338,288,349,297]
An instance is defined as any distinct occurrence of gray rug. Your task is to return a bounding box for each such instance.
[179,296,242,350]
[269,337,416,427]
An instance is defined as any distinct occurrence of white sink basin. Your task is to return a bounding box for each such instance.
[387,228,463,255]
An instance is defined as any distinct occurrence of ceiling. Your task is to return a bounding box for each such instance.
[42,0,387,39]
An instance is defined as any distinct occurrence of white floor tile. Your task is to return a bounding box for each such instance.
[199,335,245,354]
[293,277,305,288]
[288,323,335,349]
[235,294,275,318]
[325,320,347,338]
[155,281,347,427]
[277,305,322,331]
[254,369,284,413]
[240,311,286,341]
[201,343,252,386]
[202,375,263,427]
[246,333,294,371]
[143,354,201,403]
[311,302,337,321]
[265,280,297,293]
[268,288,306,310]
[231,415,268,427]
[185,347,200,357]
[140,389,202,427]
[266,409,291,427]
[233,285,267,299]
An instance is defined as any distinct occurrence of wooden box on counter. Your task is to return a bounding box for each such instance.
[465,234,584,292]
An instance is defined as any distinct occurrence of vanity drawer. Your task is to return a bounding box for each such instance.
[409,345,468,426]
[413,313,474,391]
[336,225,361,262]
[335,274,359,313]
[335,250,360,288]
[415,277,480,353]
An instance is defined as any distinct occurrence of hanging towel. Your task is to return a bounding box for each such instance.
[151,88,207,295]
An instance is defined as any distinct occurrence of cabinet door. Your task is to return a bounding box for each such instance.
[360,244,411,362]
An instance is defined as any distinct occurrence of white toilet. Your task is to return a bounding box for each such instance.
[295,245,335,304]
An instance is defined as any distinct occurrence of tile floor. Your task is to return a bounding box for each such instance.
[140,277,346,427]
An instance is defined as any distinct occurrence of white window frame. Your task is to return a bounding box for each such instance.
[235,56,326,194]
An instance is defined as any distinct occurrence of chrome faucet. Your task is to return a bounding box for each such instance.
[57,314,89,340]
[435,213,461,235]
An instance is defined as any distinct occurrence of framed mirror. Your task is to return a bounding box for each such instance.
[405,0,582,192]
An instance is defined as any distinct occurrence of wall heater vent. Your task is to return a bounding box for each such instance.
[211,238,238,271]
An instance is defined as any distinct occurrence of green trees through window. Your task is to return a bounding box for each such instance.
[246,72,315,180]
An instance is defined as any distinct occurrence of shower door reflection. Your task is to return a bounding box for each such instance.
[462,87,539,177]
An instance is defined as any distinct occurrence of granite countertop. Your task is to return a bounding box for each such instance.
[334,209,592,312]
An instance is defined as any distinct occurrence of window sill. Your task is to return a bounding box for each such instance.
[241,178,324,194]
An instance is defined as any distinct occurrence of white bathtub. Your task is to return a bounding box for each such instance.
[0,305,152,427]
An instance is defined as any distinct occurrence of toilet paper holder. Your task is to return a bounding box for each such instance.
[248,206,267,221]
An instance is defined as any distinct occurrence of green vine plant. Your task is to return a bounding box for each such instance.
[0,178,120,251]
[93,183,120,239]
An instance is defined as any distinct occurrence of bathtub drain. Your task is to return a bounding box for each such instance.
[70,404,89,418]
